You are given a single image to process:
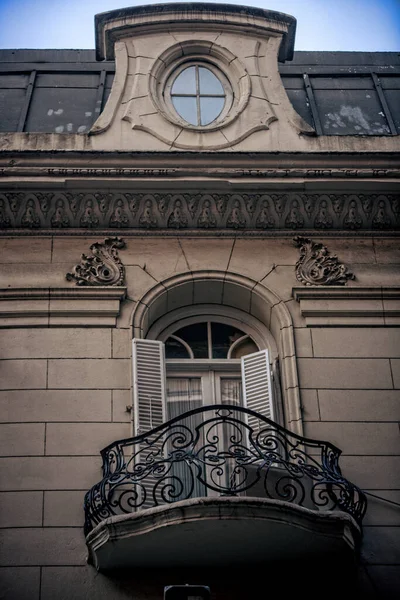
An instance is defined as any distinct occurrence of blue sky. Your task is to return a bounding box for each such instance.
[0,0,399,51]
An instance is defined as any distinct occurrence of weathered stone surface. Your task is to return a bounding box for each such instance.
[391,358,400,388]
[0,457,101,490]
[363,491,400,526]
[303,422,400,455]
[294,328,313,357]
[112,389,133,423]
[46,423,130,455]
[341,456,400,489]
[298,358,393,389]
[0,238,52,263]
[300,389,320,421]
[44,491,86,527]
[0,389,112,422]
[366,566,400,599]
[0,424,45,456]
[373,238,400,264]
[112,328,131,358]
[318,390,400,421]
[47,359,131,389]
[0,492,43,527]
[312,328,400,358]
[0,360,47,390]
[0,567,40,600]
[0,329,112,359]
[180,238,234,272]
[0,528,86,565]
[362,527,400,564]
[40,567,138,600]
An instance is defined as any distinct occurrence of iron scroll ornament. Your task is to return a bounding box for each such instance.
[293,236,355,286]
[84,404,367,534]
[66,237,125,286]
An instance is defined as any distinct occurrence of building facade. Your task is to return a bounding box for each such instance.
[0,3,399,599]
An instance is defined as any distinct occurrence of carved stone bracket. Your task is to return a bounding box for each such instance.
[66,237,126,286]
[293,236,355,286]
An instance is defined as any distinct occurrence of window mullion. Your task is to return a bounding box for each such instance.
[207,321,213,359]
[195,65,201,126]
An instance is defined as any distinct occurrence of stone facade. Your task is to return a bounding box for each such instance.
[0,3,399,600]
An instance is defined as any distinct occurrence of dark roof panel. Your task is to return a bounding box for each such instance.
[0,50,398,135]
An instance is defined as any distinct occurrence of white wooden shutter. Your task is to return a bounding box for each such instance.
[241,349,275,426]
[132,339,167,509]
[132,338,167,436]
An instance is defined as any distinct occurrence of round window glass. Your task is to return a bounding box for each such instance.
[169,64,230,127]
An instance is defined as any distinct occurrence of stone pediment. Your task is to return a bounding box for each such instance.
[89,3,313,151]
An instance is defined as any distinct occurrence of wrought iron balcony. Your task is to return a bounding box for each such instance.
[84,404,367,536]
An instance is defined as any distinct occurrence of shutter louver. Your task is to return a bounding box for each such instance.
[132,339,166,436]
[241,349,274,427]
[132,338,167,508]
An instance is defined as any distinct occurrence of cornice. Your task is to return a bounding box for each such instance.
[293,286,400,326]
[0,287,127,328]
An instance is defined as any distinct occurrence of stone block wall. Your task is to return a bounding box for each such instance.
[0,234,399,599]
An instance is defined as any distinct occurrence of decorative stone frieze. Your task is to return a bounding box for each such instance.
[0,192,398,232]
[294,237,355,286]
[66,237,126,286]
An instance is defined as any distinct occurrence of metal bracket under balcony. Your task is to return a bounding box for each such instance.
[84,405,366,570]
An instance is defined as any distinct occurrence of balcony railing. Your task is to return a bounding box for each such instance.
[84,405,367,535]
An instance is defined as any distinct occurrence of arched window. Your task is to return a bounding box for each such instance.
[163,321,259,419]
[132,317,278,439]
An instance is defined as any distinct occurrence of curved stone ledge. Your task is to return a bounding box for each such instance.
[86,496,361,570]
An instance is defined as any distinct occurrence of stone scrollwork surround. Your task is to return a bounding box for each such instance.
[66,237,126,286]
[293,236,355,286]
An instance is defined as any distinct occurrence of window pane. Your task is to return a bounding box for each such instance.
[198,67,224,95]
[166,378,205,500]
[166,378,202,415]
[171,66,196,94]
[165,337,190,359]
[211,323,245,359]
[174,323,208,358]
[230,337,259,359]
[172,96,198,125]
[220,378,242,405]
[199,96,224,125]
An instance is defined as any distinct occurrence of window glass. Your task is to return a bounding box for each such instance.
[171,66,196,94]
[199,97,224,125]
[171,96,197,126]
[198,66,224,95]
[173,322,209,358]
[211,323,243,358]
[169,64,227,127]
[165,337,191,359]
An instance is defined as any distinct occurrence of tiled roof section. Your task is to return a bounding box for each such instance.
[0,49,399,135]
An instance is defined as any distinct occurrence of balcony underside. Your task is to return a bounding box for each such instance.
[86,496,360,571]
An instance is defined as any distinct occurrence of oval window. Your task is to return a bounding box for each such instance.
[168,64,231,127]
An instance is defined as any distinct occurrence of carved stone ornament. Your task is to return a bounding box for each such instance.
[0,191,398,232]
[66,237,125,286]
[293,237,355,286]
